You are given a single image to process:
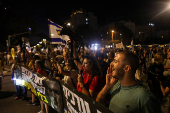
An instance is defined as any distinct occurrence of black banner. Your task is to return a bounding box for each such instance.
[15,65,113,113]
[62,82,113,113]
[15,65,63,113]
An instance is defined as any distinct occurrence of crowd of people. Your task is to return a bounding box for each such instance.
[0,44,170,113]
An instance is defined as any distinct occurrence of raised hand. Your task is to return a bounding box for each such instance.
[105,65,118,90]
[77,73,84,87]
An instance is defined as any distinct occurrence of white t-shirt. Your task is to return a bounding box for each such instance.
[63,69,78,89]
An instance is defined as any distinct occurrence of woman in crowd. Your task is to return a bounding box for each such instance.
[34,60,48,113]
[74,55,104,100]
[58,58,78,89]
[27,54,41,106]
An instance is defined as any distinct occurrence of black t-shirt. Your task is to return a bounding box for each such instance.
[164,78,170,88]
[148,62,164,81]
[147,62,164,100]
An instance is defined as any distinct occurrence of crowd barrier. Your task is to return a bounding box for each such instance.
[14,65,113,113]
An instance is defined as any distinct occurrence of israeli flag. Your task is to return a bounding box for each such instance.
[25,42,31,52]
[48,19,64,45]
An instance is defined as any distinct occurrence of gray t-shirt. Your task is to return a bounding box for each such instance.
[109,81,161,113]
[163,59,170,76]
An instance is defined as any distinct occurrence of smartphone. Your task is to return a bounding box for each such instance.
[80,70,83,76]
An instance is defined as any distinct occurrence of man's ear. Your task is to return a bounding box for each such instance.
[124,65,131,72]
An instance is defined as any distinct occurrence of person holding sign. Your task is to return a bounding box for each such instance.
[96,51,161,113]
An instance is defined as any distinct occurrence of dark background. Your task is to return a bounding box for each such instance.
[1,0,170,49]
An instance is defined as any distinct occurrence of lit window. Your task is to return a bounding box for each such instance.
[86,22,88,24]
[139,32,141,34]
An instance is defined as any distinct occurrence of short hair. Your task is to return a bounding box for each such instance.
[33,55,41,60]
[35,60,45,70]
[119,51,139,72]
[154,53,164,62]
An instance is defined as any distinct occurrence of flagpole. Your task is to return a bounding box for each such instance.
[48,19,51,40]
[47,19,51,57]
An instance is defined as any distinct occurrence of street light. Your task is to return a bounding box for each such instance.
[153,2,170,18]
[112,30,114,42]
[67,23,71,26]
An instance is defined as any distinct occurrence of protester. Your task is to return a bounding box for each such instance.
[96,51,161,113]
[106,51,115,65]
[147,53,164,101]
[163,51,170,77]
[96,52,109,85]
[7,53,11,66]
[27,54,41,106]
[58,58,78,89]
[34,60,48,113]
[74,55,104,100]
[11,57,27,100]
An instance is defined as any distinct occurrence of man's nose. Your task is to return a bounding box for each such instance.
[110,62,114,66]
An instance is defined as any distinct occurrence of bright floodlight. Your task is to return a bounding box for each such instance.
[112,30,114,33]
[94,46,97,50]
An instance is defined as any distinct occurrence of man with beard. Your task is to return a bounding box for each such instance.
[96,51,161,113]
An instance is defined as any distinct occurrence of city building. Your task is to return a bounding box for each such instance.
[99,21,135,45]
[156,30,170,39]
[120,21,136,37]
[67,10,98,33]
[135,23,156,41]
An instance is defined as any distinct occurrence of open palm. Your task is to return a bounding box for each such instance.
[106,66,118,89]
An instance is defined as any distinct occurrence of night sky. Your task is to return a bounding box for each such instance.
[1,0,170,45]
[2,0,170,25]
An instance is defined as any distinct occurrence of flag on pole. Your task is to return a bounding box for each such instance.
[48,19,64,45]
[130,38,134,52]
[33,47,36,53]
